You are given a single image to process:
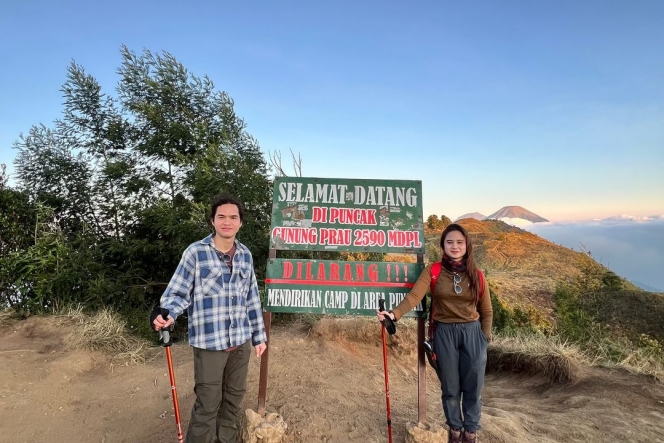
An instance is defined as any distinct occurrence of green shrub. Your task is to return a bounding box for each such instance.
[554,283,664,372]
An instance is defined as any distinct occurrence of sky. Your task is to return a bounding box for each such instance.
[1,0,663,223]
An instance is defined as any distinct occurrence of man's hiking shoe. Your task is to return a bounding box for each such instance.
[462,430,478,443]
[448,428,463,443]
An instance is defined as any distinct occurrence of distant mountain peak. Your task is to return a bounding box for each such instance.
[485,206,548,223]
[455,212,486,222]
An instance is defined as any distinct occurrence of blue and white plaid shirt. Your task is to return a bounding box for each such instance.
[160,234,267,350]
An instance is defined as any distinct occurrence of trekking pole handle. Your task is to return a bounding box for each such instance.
[378,299,396,335]
[160,308,173,347]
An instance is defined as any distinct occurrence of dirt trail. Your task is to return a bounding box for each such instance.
[1,317,663,443]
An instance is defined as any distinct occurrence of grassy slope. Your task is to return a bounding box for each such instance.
[586,290,664,343]
[422,219,644,325]
[421,219,589,322]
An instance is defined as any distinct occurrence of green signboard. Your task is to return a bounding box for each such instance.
[270,177,424,254]
[265,258,425,317]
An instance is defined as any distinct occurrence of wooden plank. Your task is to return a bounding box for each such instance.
[417,252,426,425]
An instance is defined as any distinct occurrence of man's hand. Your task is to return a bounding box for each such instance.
[152,313,174,331]
[254,343,267,357]
[150,306,174,331]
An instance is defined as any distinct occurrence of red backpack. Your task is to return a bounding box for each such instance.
[427,262,485,345]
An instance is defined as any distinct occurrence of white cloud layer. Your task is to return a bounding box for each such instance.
[493,217,534,228]
[521,217,664,292]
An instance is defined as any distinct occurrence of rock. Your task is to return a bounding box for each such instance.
[241,409,287,443]
[405,422,449,443]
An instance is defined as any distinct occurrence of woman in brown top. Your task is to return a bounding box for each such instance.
[378,223,492,443]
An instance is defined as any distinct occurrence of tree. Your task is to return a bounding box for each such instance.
[0,163,36,258]
[425,214,452,231]
[14,125,94,236]
[269,149,303,177]
[0,164,7,189]
[59,61,141,239]
[7,46,274,313]
[116,46,273,279]
[426,214,443,230]
[0,164,38,306]
[185,143,272,274]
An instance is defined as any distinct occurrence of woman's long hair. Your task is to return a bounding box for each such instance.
[439,223,481,301]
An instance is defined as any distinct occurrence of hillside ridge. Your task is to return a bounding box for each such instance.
[427,219,626,325]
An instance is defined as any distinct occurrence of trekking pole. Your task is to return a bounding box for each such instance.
[160,308,184,443]
[378,299,395,443]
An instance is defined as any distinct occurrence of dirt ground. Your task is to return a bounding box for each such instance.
[1,316,664,443]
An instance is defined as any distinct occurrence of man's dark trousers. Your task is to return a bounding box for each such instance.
[185,340,251,443]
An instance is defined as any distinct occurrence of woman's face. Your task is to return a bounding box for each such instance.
[443,230,467,262]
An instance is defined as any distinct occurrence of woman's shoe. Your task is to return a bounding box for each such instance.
[448,428,463,443]
[462,430,478,443]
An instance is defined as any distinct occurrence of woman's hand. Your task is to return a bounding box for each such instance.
[376,310,395,322]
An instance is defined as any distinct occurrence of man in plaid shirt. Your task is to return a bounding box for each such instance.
[152,194,267,443]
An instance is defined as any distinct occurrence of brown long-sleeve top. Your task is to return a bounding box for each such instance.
[391,263,493,339]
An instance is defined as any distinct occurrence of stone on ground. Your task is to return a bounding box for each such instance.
[405,422,449,443]
[241,409,287,443]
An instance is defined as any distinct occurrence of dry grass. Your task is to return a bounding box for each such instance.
[311,316,388,344]
[310,316,420,356]
[576,333,664,382]
[298,311,664,384]
[310,318,590,383]
[488,332,664,383]
[0,307,14,323]
[608,348,664,381]
[59,306,150,365]
[487,333,590,384]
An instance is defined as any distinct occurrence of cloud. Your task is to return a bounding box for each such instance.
[593,214,664,223]
[524,217,664,292]
[493,217,534,228]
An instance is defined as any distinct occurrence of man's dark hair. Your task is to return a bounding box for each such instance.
[209,194,245,222]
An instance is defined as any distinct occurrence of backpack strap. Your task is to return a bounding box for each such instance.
[476,269,485,305]
[428,262,443,342]
[430,262,443,295]
[478,269,485,299]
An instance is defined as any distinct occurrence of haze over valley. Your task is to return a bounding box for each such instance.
[460,206,664,292]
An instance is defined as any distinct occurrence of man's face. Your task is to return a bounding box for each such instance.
[212,203,242,240]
